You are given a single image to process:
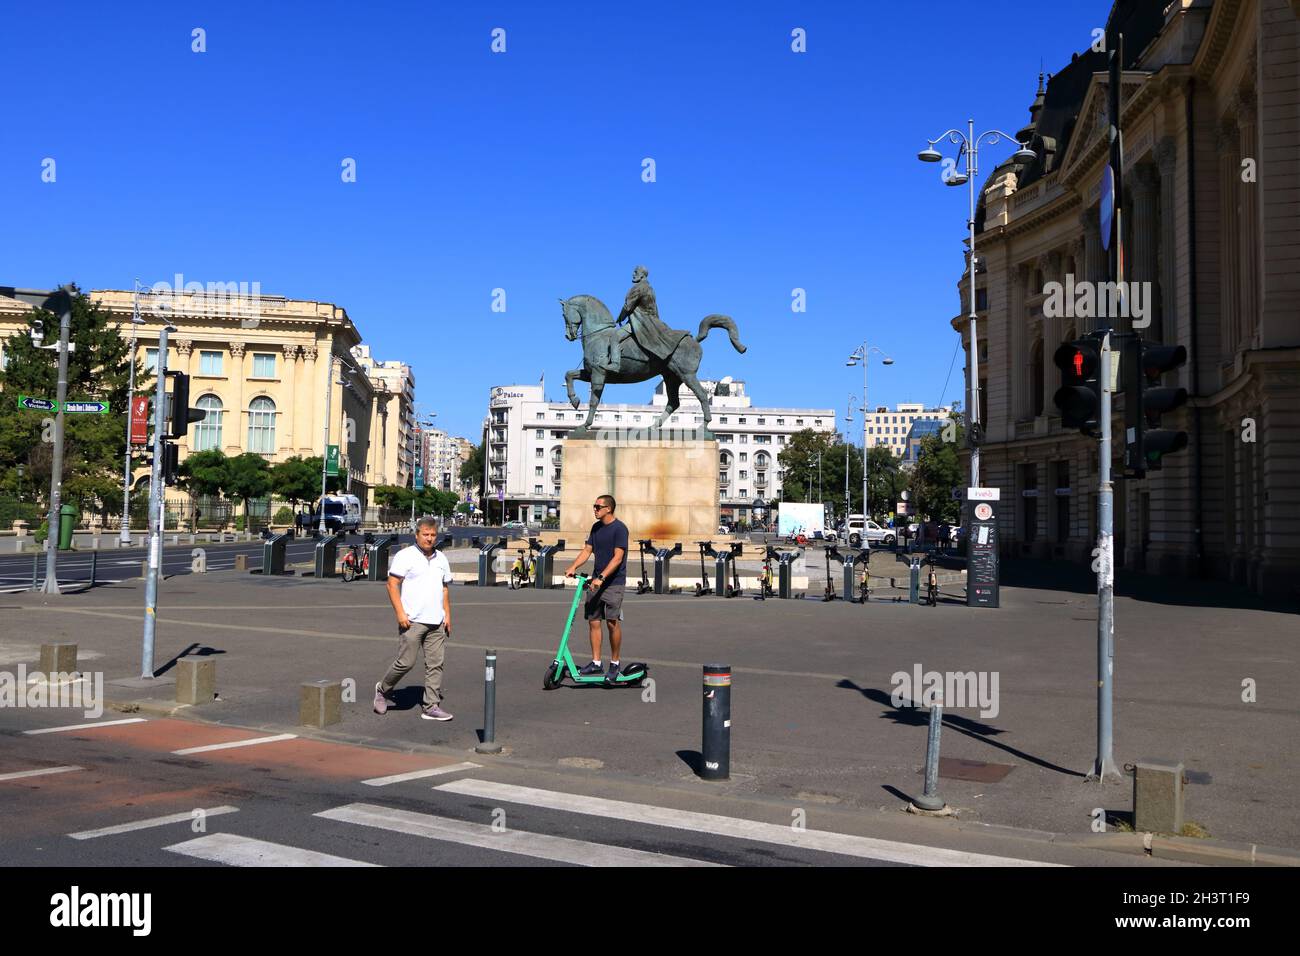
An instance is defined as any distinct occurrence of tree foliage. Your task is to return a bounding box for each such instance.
[0,287,149,506]
[909,412,965,524]
[223,453,272,515]
[270,455,320,505]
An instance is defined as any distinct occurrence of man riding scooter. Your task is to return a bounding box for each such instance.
[562,494,630,685]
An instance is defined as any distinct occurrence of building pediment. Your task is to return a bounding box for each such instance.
[1058,71,1151,185]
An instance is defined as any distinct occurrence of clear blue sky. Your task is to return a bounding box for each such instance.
[2,0,1109,440]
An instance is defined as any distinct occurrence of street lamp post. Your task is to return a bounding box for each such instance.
[844,395,854,523]
[846,344,894,522]
[917,121,1035,489]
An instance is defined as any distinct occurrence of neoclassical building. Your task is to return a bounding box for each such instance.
[0,286,410,507]
[951,0,1298,597]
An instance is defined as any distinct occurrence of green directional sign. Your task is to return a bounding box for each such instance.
[17,395,56,412]
[64,400,109,414]
[325,444,340,477]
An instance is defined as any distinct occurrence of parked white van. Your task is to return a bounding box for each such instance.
[315,494,362,533]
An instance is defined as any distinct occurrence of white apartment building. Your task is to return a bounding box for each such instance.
[420,428,473,494]
[483,380,835,524]
[351,345,415,489]
[862,403,951,457]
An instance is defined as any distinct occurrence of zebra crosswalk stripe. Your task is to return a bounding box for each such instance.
[164,832,379,867]
[316,802,722,867]
[434,779,1061,867]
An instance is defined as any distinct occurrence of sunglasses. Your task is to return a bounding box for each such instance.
[592,503,608,510]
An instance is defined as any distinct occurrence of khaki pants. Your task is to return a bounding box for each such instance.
[379,622,446,709]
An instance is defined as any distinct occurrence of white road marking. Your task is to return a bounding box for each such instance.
[0,765,84,782]
[172,733,297,755]
[164,832,379,867]
[24,718,148,735]
[317,803,721,867]
[361,762,482,787]
[435,780,1062,867]
[69,806,239,839]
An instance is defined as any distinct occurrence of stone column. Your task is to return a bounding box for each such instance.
[281,343,299,453]
[174,338,194,375]
[1218,120,1241,355]
[300,342,318,455]
[228,341,246,454]
[1155,137,1178,343]
[1011,264,1029,419]
[1130,165,1160,337]
[1038,254,1060,417]
[1236,92,1260,348]
[1081,209,1104,335]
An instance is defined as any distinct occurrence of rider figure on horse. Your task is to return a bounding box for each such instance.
[615,265,689,365]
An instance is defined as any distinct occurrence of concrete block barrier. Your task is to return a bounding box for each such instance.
[40,642,77,675]
[176,656,216,705]
[300,679,342,728]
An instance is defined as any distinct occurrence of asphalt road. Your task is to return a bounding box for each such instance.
[0,710,1085,867]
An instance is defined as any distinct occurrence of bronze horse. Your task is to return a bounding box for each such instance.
[560,294,746,432]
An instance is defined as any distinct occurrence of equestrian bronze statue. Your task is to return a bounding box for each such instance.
[560,266,746,434]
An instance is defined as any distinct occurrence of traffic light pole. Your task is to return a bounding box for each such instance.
[1092,333,1121,782]
[42,293,74,595]
[141,326,172,679]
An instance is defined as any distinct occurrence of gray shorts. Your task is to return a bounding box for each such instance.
[584,583,625,621]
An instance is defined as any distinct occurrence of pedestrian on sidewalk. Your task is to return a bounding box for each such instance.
[562,493,629,685]
[373,516,454,720]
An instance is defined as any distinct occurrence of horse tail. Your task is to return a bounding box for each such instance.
[695,314,747,353]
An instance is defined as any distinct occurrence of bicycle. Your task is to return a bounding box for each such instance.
[340,542,369,582]
[754,547,775,600]
[857,562,871,604]
[508,548,537,590]
[926,554,939,606]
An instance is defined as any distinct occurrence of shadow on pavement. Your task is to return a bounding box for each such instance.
[837,680,1086,779]
[998,557,1299,614]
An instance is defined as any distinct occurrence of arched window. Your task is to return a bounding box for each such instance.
[193,395,224,451]
[755,452,770,470]
[719,450,732,469]
[247,396,276,453]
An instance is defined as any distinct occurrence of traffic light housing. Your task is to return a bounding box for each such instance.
[1053,339,1102,435]
[166,372,206,439]
[162,442,180,486]
[1123,336,1188,476]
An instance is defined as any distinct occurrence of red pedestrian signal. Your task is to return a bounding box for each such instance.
[1053,340,1102,435]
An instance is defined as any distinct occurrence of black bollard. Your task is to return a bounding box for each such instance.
[701,664,731,780]
[474,649,502,754]
[89,549,97,588]
[31,551,39,590]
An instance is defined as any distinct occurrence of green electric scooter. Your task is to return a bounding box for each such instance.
[542,574,649,689]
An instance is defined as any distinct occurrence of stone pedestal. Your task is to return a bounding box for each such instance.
[558,432,719,547]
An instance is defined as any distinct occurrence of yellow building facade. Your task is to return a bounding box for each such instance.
[0,286,400,506]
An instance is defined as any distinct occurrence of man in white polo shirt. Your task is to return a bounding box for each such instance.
[373,516,455,721]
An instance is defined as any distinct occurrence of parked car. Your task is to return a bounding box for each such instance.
[845,514,896,547]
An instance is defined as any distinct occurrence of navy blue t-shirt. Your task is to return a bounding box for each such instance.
[587,518,629,584]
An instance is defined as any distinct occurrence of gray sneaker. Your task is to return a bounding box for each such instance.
[373,682,389,715]
[420,704,454,721]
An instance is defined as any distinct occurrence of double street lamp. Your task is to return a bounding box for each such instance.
[846,344,893,522]
[917,120,1035,488]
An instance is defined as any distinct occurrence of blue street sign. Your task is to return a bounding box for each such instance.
[414,466,424,491]
[64,400,110,414]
